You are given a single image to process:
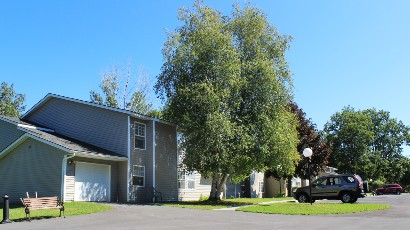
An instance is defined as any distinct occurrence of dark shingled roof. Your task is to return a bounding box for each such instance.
[0,114,126,159]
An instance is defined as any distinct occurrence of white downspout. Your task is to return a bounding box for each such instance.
[127,116,131,202]
[152,121,156,191]
[61,153,75,202]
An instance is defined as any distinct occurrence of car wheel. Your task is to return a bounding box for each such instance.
[341,192,352,203]
[350,197,358,203]
[396,190,401,195]
[297,193,309,203]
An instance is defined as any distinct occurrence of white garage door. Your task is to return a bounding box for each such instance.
[74,162,111,202]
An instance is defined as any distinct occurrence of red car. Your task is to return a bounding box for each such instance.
[375,184,403,195]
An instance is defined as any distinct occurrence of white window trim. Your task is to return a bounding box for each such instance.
[259,181,264,193]
[127,116,131,202]
[186,172,195,190]
[132,165,145,187]
[178,170,195,190]
[134,122,146,150]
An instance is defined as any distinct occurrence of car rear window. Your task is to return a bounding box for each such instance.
[342,176,355,183]
[354,175,363,183]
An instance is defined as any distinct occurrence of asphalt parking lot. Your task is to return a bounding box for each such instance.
[2,194,409,230]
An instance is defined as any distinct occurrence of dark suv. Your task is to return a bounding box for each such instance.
[375,184,403,195]
[293,174,366,203]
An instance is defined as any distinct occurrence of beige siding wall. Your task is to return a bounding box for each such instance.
[250,172,265,198]
[0,138,65,204]
[178,173,212,201]
[65,161,75,201]
[265,177,287,197]
[64,156,127,202]
[24,98,129,157]
[0,120,24,152]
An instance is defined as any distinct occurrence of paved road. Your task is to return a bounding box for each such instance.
[2,194,409,230]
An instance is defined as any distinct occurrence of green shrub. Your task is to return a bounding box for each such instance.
[275,192,285,198]
[405,185,410,193]
[369,179,385,191]
[199,194,209,201]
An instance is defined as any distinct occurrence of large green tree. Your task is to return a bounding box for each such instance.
[324,107,410,182]
[155,2,299,200]
[0,82,26,117]
[363,109,410,182]
[291,102,331,179]
[399,157,410,187]
[90,63,153,115]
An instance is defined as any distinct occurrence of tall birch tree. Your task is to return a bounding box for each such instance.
[156,2,299,200]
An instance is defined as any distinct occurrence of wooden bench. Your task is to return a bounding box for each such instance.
[20,196,65,221]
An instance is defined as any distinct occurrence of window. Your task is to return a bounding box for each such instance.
[132,165,145,187]
[177,169,186,189]
[178,170,195,190]
[313,177,327,186]
[186,172,195,189]
[259,182,264,193]
[343,176,355,183]
[134,122,146,149]
[295,181,301,187]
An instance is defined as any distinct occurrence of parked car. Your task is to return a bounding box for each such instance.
[293,174,366,203]
[375,184,403,195]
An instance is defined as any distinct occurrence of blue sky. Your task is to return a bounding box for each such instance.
[1,1,410,153]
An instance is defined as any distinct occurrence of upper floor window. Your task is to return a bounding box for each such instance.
[134,122,146,149]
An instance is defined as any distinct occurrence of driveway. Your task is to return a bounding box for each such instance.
[2,194,409,230]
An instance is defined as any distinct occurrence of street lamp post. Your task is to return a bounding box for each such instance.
[303,148,313,205]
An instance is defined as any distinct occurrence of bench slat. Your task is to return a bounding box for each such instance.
[21,196,62,211]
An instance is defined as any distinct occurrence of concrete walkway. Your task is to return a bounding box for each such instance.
[215,199,296,211]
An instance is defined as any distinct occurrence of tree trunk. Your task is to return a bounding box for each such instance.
[287,176,293,197]
[209,173,219,200]
[209,173,229,201]
[215,174,228,200]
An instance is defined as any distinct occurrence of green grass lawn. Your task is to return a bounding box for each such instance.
[158,197,293,210]
[237,202,391,215]
[0,202,112,222]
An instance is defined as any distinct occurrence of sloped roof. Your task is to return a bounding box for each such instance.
[21,93,174,126]
[0,115,127,161]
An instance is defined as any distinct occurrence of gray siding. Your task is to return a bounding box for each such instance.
[117,161,128,202]
[225,179,244,199]
[0,120,24,152]
[178,173,212,201]
[129,118,152,202]
[128,119,178,202]
[24,98,128,157]
[65,156,127,202]
[155,122,178,201]
[0,138,65,204]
